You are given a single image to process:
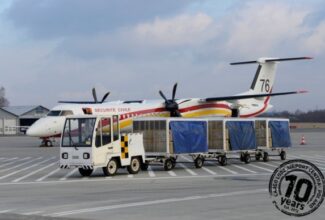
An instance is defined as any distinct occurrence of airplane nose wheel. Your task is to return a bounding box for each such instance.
[41,139,53,147]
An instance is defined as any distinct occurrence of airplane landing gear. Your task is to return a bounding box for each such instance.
[41,138,54,147]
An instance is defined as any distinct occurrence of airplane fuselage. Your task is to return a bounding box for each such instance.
[26,97,269,138]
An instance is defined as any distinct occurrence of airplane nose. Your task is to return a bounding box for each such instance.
[26,126,39,137]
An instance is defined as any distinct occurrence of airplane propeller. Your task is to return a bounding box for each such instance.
[58,88,110,104]
[159,83,181,117]
[92,87,110,103]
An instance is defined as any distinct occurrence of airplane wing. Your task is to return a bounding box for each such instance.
[205,90,307,102]
[58,101,100,104]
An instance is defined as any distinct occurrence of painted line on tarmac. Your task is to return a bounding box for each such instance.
[22,211,44,215]
[147,166,156,177]
[0,157,18,162]
[260,162,278,168]
[0,157,43,173]
[0,173,273,186]
[167,171,177,177]
[0,157,31,168]
[12,162,57,183]
[247,164,274,173]
[218,166,238,175]
[0,209,13,213]
[178,163,198,176]
[60,168,78,181]
[36,168,61,182]
[0,157,55,180]
[49,188,267,217]
[201,166,217,175]
[290,154,325,165]
[232,165,257,174]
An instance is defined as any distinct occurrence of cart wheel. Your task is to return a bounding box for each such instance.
[103,158,118,176]
[164,158,174,171]
[140,163,149,171]
[280,151,286,160]
[243,154,251,164]
[127,157,141,174]
[263,152,269,162]
[194,156,204,168]
[255,153,262,161]
[218,155,227,166]
[78,168,93,177]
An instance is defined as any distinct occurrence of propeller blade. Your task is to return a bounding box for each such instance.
[172,83,178,101]
[92,88,98,103]
[101,92,110,103]
[159,90,168,102]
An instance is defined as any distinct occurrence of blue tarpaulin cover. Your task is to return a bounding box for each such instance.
[170,121,208,154]
[269,121,291,148]
[226,121,256,151]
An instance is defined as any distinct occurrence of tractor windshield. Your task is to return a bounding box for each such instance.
[62,118,96,147]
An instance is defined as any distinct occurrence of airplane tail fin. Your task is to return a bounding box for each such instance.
[231,57,312,95]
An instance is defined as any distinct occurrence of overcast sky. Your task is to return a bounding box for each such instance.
[0,0,324,111]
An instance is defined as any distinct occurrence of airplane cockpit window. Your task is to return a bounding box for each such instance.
[60,110,73,116]
[47,110,61,116]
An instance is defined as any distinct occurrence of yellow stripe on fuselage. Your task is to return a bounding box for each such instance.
[182,109,231,118]
[120,119,133,130]
[118,109,231,130]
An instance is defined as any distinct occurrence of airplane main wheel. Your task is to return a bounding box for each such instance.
[127,157,141,174]
[280,151,286,160]
[103,158,118,176]
[164,158,174,171]
[42,140,53,147]
[194,156,204,168]
[78,168,93,177]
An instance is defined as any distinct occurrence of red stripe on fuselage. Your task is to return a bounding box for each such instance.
[179,103,230,113]
[118,103,231,120]
[240,96,271,118]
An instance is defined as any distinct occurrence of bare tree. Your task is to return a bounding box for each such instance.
[0,86,9,107]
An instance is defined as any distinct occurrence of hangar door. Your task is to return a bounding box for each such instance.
[269,121,291,148]
[226,121,256,151]
[2,119,17,135]
[170,121,208,154]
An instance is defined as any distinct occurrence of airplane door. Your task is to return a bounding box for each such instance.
[93,117,113,166]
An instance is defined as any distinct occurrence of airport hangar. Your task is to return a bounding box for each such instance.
[0,105,49,135]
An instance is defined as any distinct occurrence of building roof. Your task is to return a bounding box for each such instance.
[1,105,49,116]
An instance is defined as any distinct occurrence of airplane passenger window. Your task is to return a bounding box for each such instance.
[47,110,61,116]
[60,110,73,116]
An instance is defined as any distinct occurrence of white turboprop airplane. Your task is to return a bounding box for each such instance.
[27,57,311,146]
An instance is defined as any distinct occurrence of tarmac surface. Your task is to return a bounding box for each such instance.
[0,129,324,220]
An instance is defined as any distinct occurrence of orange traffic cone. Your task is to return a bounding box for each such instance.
[300,135,306,145]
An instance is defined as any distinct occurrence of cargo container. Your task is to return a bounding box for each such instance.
[254,118,290,161]
[133,117,209,169]
[199,118,257,165]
